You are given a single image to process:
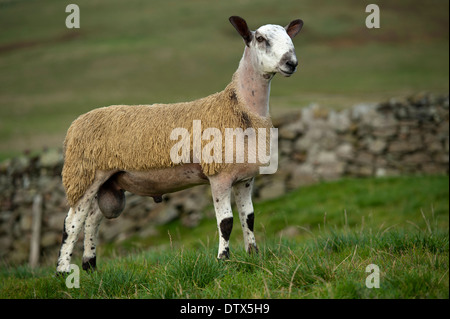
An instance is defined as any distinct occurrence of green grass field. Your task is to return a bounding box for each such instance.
[0,0,449,159]
[1,175,448,299]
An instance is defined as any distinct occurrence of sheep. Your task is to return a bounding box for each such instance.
[56,16,303,274]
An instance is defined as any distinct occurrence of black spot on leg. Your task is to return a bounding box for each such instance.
[251,90,255,96]
[245,182,250,188]
[216,198,219,203]
[246,212,255,232]
[220,217,233,242]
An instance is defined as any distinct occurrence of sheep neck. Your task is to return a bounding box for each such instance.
[235,47,272,118]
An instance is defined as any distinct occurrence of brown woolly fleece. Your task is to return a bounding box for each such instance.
[62,73,273,207]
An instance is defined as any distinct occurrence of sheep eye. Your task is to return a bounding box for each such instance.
[256,36,265,43]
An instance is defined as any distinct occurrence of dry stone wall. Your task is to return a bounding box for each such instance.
[0,93,448,265]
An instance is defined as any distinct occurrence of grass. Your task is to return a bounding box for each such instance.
[0,175,448,299]
[0,0,449,159]
[0,230,448,299]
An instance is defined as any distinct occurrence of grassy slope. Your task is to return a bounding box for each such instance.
[0,175,448,299]
[0,0,449,158]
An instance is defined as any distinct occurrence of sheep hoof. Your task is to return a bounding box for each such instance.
[248,243,259,255]
[82,256,96,272]
[55,271,70,278]
[217,248,230,260]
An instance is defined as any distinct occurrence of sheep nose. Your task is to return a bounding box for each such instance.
[286,60,298,71]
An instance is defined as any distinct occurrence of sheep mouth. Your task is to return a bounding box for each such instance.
[278,68,295,77]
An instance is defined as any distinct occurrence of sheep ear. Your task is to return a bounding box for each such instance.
[285,19,303,38]
[229,16,253,46]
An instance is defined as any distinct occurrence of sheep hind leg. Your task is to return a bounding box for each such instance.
[82,199,103,272]
[233,178,258,254]
[56,195,93,274]
[56,172,113,275]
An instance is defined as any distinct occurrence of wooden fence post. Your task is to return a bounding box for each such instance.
[29,194,43,268]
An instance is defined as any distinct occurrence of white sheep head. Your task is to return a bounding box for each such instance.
[229,16,303,78]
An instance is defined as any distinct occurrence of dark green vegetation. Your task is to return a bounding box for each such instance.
[1,175,448,298]
[0,0,449,159]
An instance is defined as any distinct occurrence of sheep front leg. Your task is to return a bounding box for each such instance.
[233,178,258,254]
[210,177,233,259]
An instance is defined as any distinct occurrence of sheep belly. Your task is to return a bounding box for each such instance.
[114,164,208,197]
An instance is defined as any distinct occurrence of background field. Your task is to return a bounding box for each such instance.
[0,0,449,159]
